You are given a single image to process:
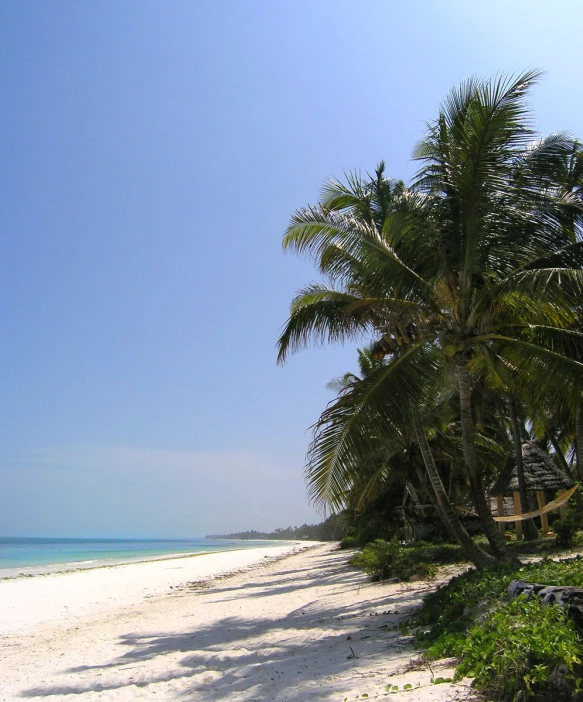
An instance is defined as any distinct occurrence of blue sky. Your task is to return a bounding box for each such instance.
[1,1,582,537]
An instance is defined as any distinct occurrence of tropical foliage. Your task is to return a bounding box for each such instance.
[409,556,583,700]
[278,71,583,567]
[206,514,348,542]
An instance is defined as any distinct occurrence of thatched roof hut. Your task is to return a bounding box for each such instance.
[490,442,574,496]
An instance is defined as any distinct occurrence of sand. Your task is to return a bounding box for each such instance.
[0,543,476,701]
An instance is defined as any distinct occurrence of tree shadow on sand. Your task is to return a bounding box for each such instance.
[19,551,439,700]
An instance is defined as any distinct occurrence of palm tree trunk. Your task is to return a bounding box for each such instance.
[412,462,457,542]
[548,430,583,510]
[412,408,494,569]
[455,357,520,566]
[508,397,538,540]
[577,405,583,484]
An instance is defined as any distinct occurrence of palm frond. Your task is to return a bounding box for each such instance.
[305,343,443,510]
[276,285,372,364]
[411,70,544,290]
[489,335,583,407]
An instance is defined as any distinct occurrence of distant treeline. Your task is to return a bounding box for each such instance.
[206,514,346,542]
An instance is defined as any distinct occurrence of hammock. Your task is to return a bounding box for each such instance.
[494,485,578,523]
[455,485,578,522]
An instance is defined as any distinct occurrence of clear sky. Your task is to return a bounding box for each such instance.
[1,1,582,538]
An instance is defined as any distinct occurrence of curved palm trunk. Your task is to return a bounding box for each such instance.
[412,409,494,569]
[412,462,457,542]
[548,431,583,510]
[577,405,583,484]
[455,357,520,566]
[508,398,538,540]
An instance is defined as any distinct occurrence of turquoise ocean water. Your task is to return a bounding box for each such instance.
[0,537,285,579]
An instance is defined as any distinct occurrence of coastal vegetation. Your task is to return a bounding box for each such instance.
[278,70,583,564]
[407,555,583,700]
[206,514,346,541]
[279,71,583,701]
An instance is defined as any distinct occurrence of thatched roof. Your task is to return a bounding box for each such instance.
[490,442,574,496]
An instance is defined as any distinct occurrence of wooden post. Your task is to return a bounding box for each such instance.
[496,496,506,535]
[558,488,568,519]
[513,491,523,540]
[536,491,549,534]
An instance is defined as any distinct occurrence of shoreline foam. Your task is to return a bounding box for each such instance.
[0,539,302,580]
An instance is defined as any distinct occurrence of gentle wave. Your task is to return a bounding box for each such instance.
[0,537,290,579]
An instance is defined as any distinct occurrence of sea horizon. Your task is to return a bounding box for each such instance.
[0,535,290,579]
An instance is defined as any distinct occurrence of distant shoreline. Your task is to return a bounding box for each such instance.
[205,536,301,542]
[0,537,301,580]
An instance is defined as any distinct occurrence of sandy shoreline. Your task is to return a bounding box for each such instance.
[0,540,301,580]
[0,543,475,701]
[0,543,317,636]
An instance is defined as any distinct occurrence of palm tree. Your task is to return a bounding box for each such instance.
[278,71,583,563]
[407,71,583,557]
[307,344,494,568]
[542,137,583,483]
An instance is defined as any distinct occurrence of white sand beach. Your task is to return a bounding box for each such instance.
[0,543,475,701]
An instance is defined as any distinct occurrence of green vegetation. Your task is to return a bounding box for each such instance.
[277,70,583,568]
[339,535,360,549]
[206,514,347,542]
[407,556,583,700]
[344,531,583,697]
[277,71,583,699]
[554,509,581,547]
[350,538,463,581]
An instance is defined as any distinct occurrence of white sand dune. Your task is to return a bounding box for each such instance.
[0,543,475,701]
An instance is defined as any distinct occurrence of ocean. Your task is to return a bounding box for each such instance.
[0,536,286,579]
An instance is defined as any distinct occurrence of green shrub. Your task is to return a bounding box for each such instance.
[350,539,394,580]
[554,511,579,547]
[409,556,583,700]
[339,535,360,549]
[408,540,465,565]
[350,539,436,582]
[456,595,582,700]
[414,563,514,654]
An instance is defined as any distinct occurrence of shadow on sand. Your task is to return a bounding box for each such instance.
[20,549,434,700]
